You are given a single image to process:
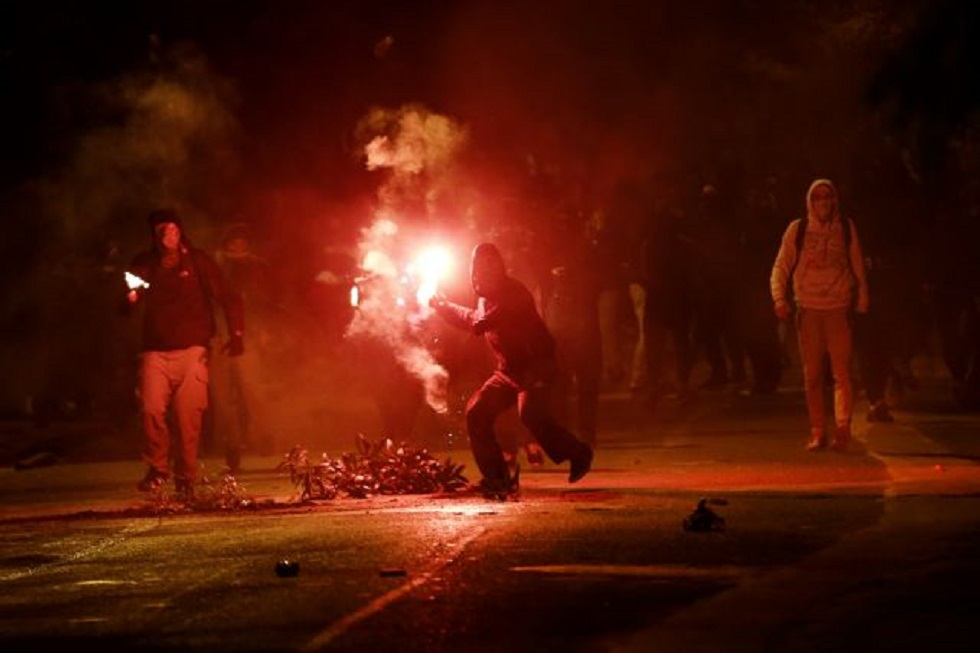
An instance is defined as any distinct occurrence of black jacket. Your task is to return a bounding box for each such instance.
[128,247,244,352]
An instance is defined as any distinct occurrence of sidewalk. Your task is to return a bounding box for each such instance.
[2,361,979,522]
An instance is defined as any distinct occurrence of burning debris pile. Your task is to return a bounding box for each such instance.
[277,434,469,501]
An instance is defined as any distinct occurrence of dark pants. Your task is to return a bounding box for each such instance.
[854,314,891,405]
[466,368,585,482]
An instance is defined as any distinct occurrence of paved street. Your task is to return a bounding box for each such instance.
[1,358,979,651]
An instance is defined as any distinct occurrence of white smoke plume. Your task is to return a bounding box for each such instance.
[39,41,240,247]
[345,105,470,415]
[356,104,469,216]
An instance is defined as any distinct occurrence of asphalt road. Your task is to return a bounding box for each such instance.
[1,367,979,652]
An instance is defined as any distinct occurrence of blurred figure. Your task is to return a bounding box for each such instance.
[430,242,593,498]
[854,253,897,423]
[126,209,244,498]
[690,183,747,390]
[640,198,696,403]
[210,223,279,471]
[741,181,785,394]
[771,180,868,451]
[542,211,602,446]
[922,210,980,409]
[587,208,630,390]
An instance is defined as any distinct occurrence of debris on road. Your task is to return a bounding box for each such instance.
[683,497,728,532]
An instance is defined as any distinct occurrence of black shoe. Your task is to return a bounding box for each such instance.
[478,470,519,501]
[137,469,169,492]
[568,444,593,483]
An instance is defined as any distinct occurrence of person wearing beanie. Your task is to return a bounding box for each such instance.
[770,179,869,452]
[126,209,245,499]
[429,242,594,498]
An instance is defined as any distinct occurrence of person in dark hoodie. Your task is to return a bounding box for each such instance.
[771,180,869,452]
[429,242,594,498]
[126,209,244,499]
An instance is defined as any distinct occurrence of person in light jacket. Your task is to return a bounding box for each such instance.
[771,179,868,451]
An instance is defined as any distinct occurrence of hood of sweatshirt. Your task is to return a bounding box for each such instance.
[805,178,841,223]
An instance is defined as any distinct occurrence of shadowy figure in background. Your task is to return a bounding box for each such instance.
[690,183,747,390]
[771,180,868,452]
[429,242,594,498]
[923,209,980,410]
[126,209,244,499]
[587,207,630,390]
[641,196,696,404]
[740,180,785,394]
[210,223,279,472]
[854,251,900,423]
[542,210,602,447]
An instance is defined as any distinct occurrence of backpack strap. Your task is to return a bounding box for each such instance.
[789,217,808,282]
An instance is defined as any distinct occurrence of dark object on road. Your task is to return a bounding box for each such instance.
[275,560,300,577]
[683,497,728,532]
[379,567,407,577]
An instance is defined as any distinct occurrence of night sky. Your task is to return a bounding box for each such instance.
[1,0,978,418]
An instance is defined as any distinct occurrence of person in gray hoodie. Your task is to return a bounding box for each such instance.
[770,179,869,451]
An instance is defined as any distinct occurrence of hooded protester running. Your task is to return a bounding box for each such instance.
[429,242,594,498]
[770,179,869,452]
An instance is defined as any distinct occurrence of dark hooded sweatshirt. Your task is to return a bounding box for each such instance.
[434,245,555,376]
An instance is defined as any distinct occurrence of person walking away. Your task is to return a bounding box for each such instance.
[770,179,868,451]
[429,242,594,498]
[126,209,244,498]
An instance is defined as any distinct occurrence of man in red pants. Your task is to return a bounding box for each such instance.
[430,242,593,498]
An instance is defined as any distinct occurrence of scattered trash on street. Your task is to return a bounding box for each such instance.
[683,497,728,532]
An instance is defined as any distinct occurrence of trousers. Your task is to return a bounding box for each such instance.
[139,346,209,481]
[797,308,853,432]
[466,367,585,482]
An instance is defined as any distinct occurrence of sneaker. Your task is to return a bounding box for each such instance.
[867,401,894,423]
[477,471,519,501]
[568,443,594,483]
[831,425,851,452]
[137,469,169,492]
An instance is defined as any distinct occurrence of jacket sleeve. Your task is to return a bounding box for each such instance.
[848,220,870,313]
[196,250,245,336]
[770,220,800,307]
[434,299,477,333]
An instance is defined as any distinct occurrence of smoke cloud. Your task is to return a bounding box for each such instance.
[0,40,241,416]
[44,41,241,248]
[345,105,470,415]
